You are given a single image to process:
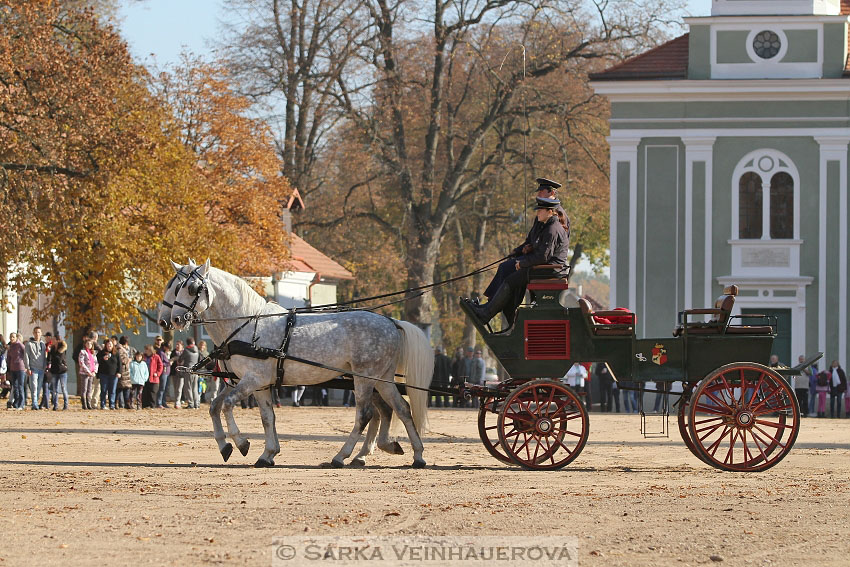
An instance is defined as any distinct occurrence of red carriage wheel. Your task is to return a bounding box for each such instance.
[677,383,711,465]
[688,363,799,472]
[497,379,589,470]
[478,397,513,464]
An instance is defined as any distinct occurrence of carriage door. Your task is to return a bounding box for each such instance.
[742,308,791,365]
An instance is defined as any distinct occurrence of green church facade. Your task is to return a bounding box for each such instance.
[591,0,850,366]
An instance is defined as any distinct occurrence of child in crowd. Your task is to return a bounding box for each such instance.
[129,351,149,410]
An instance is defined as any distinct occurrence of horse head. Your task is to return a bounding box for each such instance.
[170,258,213,331]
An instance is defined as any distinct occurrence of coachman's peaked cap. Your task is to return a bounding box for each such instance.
[533,196,561,210]
[534,177,562,192]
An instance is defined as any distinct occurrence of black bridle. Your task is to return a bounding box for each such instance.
[172,266,210,323]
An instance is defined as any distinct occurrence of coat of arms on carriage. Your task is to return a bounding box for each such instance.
[651,343,668,366]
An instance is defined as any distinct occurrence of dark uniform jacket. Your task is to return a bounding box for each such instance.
[512,204,570,256]
[515,216,569,275]
[432,353,451,387]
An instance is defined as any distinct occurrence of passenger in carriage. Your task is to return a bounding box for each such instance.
[464,192,569,327]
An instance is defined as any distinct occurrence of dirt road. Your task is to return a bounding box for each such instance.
[1,405,848,566]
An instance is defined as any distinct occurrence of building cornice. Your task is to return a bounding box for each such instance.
[684,15,850,24]
[590,78,850,101]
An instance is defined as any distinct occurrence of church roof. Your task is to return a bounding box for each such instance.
[592,3,850,81]
[589,34,690,81]
[287,233,354,280]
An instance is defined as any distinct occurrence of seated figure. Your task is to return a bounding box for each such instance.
[464,194,569,326]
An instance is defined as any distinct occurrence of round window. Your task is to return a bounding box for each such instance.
[752,31,781,60]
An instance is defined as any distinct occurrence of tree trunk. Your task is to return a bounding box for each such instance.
[403,234,440,338]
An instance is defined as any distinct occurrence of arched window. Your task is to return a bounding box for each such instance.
[739,172,763,239]
[732,150,798,240]
[770,172,793,239]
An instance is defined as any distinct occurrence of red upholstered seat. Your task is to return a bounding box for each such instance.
[579,299,635,336]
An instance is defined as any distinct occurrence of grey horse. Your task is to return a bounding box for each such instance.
[165,260,433,468]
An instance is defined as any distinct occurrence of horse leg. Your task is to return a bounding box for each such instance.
[221,379,259,458]
[330,382,375,468]
[252,389,279,467]
[374,378,426,468]
[372,391,405,455]
[350,407,380,467]
[209,385,233,462]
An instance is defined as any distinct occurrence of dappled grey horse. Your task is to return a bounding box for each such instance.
[164,260,433,467]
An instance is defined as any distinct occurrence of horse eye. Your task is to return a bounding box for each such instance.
[188,281,199,296]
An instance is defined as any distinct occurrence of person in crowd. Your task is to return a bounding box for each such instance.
[87,332,102,410]
[565,362,588,408]
[463,193,569,327]
[595,362,613,412]
[806,359,819,417]
[156,341,172,408]
[291,385,306,407]
[6,333,27,410]
[178,337,200,409]
[24,326,47,410]
[96,339,119,410]
[171,340,188,408]
[142,344,163,408]
[41,332,55,409]
[610,375,621,413]
[816,369,830,418]
[77,338,98,410]
[115,338,132,410]
[0,334,9,405]
[794,355,810,418]
[129,350,148,410]
[47,340,69,410]
[828,359,846,418]
[430,346,451,408]
[449,346,464,407]
[468,348,486,409]
[452,346,474,408]
[653,381,670,413]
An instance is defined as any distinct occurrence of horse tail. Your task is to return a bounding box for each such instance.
[394,319,434,434]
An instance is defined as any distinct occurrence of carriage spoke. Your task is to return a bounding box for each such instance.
[752,403,792,417]
[694,403,730,416]
[695,420,726,437]
[745,373,766,409]
[704,425,733,458]
[703,388,734,411]
[723,428,739,465]
[749,383,783,413]
[752,424,788,450]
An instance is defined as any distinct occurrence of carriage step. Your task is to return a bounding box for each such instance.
[639,411,670,438]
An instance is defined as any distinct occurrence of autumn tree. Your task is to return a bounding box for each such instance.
[308,0,684,333]
[1,2,292,342]
[220,0,367,199]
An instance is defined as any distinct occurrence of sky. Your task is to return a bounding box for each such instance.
[118,0,713,66]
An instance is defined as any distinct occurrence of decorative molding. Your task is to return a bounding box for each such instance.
[591,79,850,102]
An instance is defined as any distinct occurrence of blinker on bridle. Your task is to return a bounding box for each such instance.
[172,266,209,322]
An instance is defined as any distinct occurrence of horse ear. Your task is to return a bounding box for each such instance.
[170,259,181,272]
[200,258,211,276]
[188,258,196,267]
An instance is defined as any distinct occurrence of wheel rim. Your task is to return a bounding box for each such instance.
[687,363,799,472]
[477,397,513,464]
[497,379,589,470]
[677,384,711,465]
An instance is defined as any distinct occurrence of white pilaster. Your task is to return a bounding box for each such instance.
[815,136,849,363]
[607,137,640,311]
[682,137,716,311]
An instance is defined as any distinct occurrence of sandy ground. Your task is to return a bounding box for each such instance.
[0,401,848,567]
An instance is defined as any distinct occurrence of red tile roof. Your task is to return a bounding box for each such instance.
[589,34,690,81]
[288,233,354,280]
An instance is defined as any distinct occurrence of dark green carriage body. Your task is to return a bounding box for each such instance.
[461,288,775,384]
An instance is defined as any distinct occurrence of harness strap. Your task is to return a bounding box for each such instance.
[275,312,297,390]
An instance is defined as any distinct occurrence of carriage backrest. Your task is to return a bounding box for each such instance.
[711,285,738,327]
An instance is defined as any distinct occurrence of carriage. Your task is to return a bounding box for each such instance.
[459,265,820,472]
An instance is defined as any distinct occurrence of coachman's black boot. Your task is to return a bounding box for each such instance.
[468,283,514,326]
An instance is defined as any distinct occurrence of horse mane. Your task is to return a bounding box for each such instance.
[209,266,269,316]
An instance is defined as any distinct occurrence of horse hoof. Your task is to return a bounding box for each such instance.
[254,458,274,468]
[390,441,405,455]
[237,440,250,456]
[221,443,233,463]
[330,458,345,468]
[412,459,426,469]
[350,458,366,467]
